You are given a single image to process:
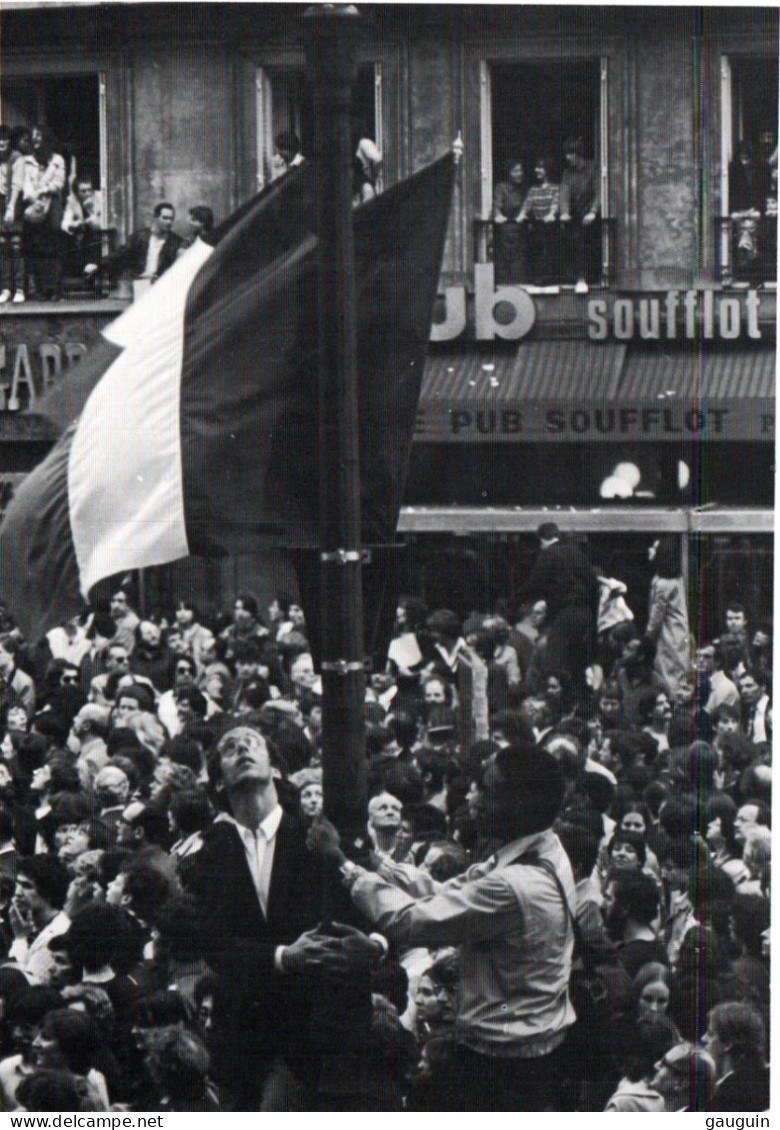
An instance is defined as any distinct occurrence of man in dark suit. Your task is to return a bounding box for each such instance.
[193,726,382,1110]
[522,522,598,699]
[121,201,182,283]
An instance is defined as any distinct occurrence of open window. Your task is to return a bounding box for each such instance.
[255,62,382,193]
[719,54,778,286]
[0,72,110,296]
[478,56,612,289]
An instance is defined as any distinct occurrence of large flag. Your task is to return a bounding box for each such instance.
[0,155,454,642]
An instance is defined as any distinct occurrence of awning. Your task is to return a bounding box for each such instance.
[416,341,775,442]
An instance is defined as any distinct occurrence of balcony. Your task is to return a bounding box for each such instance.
[716,214,777,288]
[473,217,616,290]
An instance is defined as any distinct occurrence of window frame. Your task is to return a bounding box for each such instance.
[0,62,110,228]
[478,54,611,221]
[254,60,384,194]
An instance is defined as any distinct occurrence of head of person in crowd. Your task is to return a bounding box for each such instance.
[67,702,110,755]
[31,125,60,164]
[51,793,92,860]
[703,1002,766,1083]
[151,201,175,239]
[733,798,769,849]
[93,765,130,813]
[109,587,136,624]
[557,808,602,883]
[478,743,565,848]
[231,591,260,629]
[705,793,741,861]
[113,682,155,728]
[11,124,30,157]
[724,600,748,641]
[0,632,20,677]
[367,790,404,855]
[537,520,561,547]
[188,205,214,242]
[143,1024,212,1111]
[737,669,765,712]
[426,609,462,652]
[15,1070,86,1114]
[729,891,771,959]
[602,871,659,943]
[169,786,211,845]
[616,1014,678,1091]
[563,136,586,169]
[415,949,459,1034]
[288,766,323,825]
[632,962,672,1023]
[31,1007,103,1083]
[135,619,164,657]
[108,859,170,931]
[208,725,276,811]
[650,1040,716,1112]
[154,893,204,967]
[54,902,124,978]
[742,823,771,882]
[414,839,466,882]
[606,827,647,877]
[117,798,171,854]
[274,130,302,170]
[14,855,69,929]
[193,970,217,1053]
[60,984,115,1044]
[0,124,12,164]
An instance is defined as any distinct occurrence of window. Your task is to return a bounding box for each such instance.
[255,63,382,193]
[1,73,105,200]
[719,54,778,285]
[478,57,612,290]
[0,71,110,296]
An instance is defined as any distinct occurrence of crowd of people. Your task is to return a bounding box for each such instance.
[0,523,771,1111]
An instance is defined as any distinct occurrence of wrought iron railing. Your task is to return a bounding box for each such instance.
[473,217,617,288]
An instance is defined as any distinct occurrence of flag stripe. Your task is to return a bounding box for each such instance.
[69,241,214,594]
[0,156,454,641]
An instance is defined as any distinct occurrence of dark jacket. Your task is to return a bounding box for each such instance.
[120,228,182,280]
[523,539,597,622]
[194,811,376,1108]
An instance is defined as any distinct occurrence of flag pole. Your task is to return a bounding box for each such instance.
[303,5,367,845]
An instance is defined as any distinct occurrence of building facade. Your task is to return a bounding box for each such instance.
[0,4,775,628]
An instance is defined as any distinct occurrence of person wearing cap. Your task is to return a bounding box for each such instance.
[315,745,575,1110]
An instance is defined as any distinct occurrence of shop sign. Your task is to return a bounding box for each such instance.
[430,266,764,342]
[0,342,87,411]
[587,291,762,341]
[414,400,774,443]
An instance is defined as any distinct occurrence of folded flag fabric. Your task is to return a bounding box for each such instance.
[0,154,454,642]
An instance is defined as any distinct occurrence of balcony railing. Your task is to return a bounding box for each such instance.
[474,217,616,289]
[715,213,777,287]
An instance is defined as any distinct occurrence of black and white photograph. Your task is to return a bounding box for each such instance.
[0,2,774,1116]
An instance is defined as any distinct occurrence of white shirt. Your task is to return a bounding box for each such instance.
[215,805,283,917]
[142,232,166,278]
[9,909,71,984]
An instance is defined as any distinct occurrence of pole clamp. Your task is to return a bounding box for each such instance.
[320,549,362,564]
[321,660,365,675]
